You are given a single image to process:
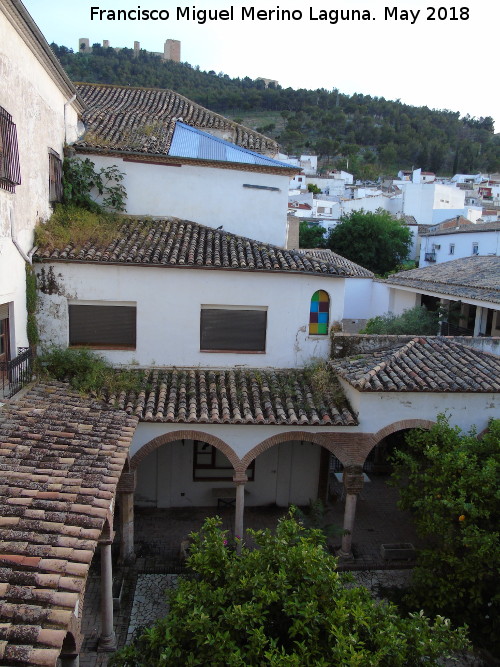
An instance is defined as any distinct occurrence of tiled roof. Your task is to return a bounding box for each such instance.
[0,383,137,666]
[422,220,500,236]
[35,217,368,277]
[169,123,294,169]
[330,337,500,392]
[74,83,277,156]
[381,256,500,304]
[298,249,373,277]
[105,368,357,426]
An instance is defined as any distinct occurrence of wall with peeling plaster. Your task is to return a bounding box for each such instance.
[0,4,80,352]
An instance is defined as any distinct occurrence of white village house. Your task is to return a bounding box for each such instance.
[72,83,298,248]
[420,220,500,266]
[0,0,82,380]
[372,256,500,337]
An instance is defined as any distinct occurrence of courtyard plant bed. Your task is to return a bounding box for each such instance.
[380,542,416,561]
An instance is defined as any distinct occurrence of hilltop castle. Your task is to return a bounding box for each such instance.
[78,38,181,62]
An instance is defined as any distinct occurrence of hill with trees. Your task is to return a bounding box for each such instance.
[52,43,500,178]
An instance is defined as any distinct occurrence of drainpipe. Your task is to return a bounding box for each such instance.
[10,210,35,264]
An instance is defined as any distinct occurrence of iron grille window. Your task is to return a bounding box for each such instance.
[0,107,21,193]
[48,149,63,202]
[68,304,136,349]
[200,308,267,352]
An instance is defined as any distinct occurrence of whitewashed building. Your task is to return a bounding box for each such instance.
[0,0,82,371]
[371,256,500,337]
[73,84,297,248]
[420,220,500,266]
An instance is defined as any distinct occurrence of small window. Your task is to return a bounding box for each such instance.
[472,243,479,255]
[193,441,255,481]
[309,290,330,335]
[68,303,136,349]
[49,149,63,202]
[200,307,267,352]
[449,243,455,255]
[0,107,21,193]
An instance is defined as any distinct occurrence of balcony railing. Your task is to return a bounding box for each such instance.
[0,347,35,399]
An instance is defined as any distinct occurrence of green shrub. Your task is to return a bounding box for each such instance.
[34,204,120,253]
[110,513,468,666]
[37,347,143,396]
[62,156,126,212]
[391,417,500,657]
[361,306,439,335]
[25,264,39,346]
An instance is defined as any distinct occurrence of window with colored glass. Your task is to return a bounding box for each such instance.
[309,290,330,335]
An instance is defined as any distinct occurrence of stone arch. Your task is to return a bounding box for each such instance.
[130,430,242,472]
[371,419,436,450]
[241,431,372,470]
[364,419,436,466]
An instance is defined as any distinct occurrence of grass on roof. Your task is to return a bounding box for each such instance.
[35,204,122,252]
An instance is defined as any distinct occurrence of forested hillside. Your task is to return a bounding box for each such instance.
[52,43,500,177]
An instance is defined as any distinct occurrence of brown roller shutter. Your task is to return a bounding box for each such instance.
[200,309,266,352]
[69,305,136,348]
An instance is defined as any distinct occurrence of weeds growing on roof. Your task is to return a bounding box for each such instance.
[34,204,121,253]
[37,347,144,398]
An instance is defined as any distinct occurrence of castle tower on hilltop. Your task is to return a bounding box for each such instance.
[78,38,90,53]
[77,38,181,62]
[163,39,181,62]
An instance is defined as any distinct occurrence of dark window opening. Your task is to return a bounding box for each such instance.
[200,308,267,352]
[49,149,63,202]
[0,107,21,193]
[69,304,136,349]
[193,441,255,481]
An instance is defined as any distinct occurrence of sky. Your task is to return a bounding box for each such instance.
[22,0,500,131]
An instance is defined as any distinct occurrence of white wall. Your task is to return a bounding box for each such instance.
[35,263,354,367]
[0,4,80,353]
[85,154,291,247]
[419,229,500,265]
[351,387,499,436]
[403,183,465,225]
[367,283,417,319]
[134,435,321,508]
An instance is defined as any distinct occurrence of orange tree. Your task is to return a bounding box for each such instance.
[391,416,500,656]
[111,513,468,666]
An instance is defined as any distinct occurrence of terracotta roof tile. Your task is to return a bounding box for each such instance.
[380,256,500,304]
[330,337,500,392]
[35,216,365,278]
[74,83,278,157]
[297,249,373,277]
[0,382,137,665]
[107,367,357,427]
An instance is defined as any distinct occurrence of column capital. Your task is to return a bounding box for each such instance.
[98,531,116,547]
[117,471,136,493]
[233,473,248,484]
[343,465,364,495]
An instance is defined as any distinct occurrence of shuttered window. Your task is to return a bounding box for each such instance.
[200,308,267,352]
[0,107,21,193]
[69,304,136,348]
[48,149,63,202]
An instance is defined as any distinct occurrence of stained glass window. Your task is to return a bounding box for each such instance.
[309,290,330,335]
